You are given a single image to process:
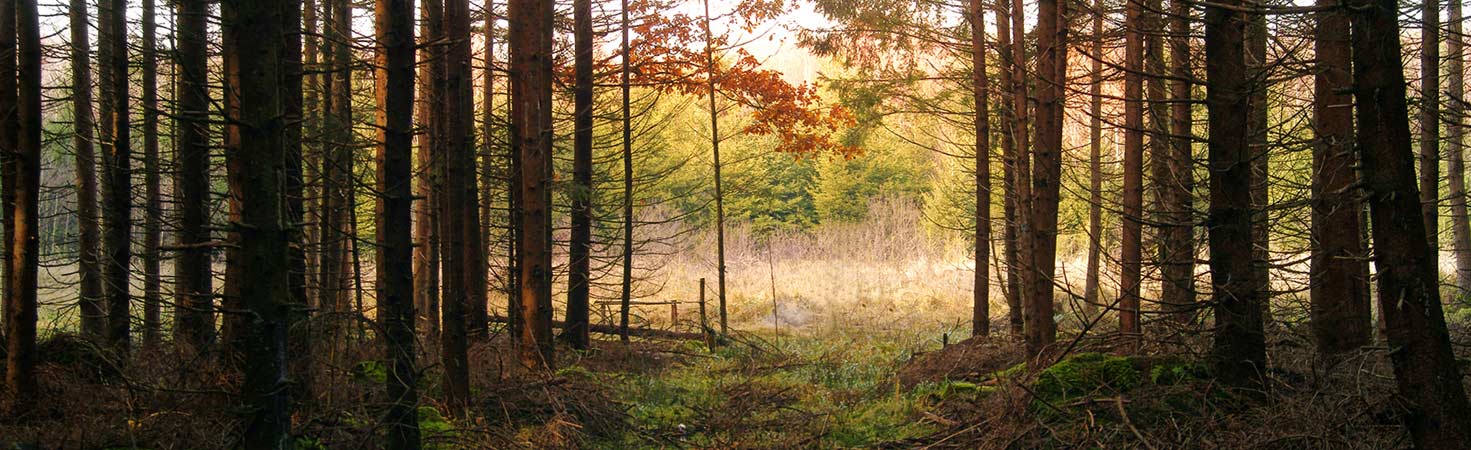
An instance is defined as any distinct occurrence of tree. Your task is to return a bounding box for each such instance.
[140,0,162,348]
[1419,0,1440,256]
[374,0,421,445]
[567,0,594,348]
[223,0,291,444]
[99,0,132,354]
[1120,0,1145,338]
[1025,0,1065,355]
[1247,11,1269,325]
[173,0,214,351]
[1448,0,1470,295]
[415,0,443,339]
[620,0,636,339]
[1349,0,1471,443]
[511,0,557,368]
[996,0,1024,332]
[969,0,990,337]
[1083,0,1103,318]
[1205,0,1266,386]
[5,0,42,413]
[1309,0,1371,359]
[1161,0,1195,322]
[69,0,103,339]
[438,0,473,407]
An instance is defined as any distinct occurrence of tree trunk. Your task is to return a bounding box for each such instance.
[1247,13,1271,325]
[414,0,442,339]
[5,0,42,413]
[703,0,727,338]
[1205,0,1266,386]
[970,0,991,337]
[1420,0,1441,258]
[1349,0,1471,444]
[567,0,594,348]
[1121,0,1145,338]
[1083,0,1103,318]
[224,0,292,445]
[1011,0,1034,341]
[70,0,104,339]
[511,0,556,368]
[1309,0,1372,359]
[374,0,422,445]
[1163,0,1195,323]
[1026,0,1065,355]
[1449,0,1470,295]
[172,0,213,351]
[448,0,488,342]
[617,0,636,341]
[439,0,474,408]
[140,0,162,349]
[1144,0,1178,326]
[99,0,132,354]
[995,0,1023,333]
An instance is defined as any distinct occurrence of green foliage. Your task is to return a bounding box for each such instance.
[1033,353,1141,403]
[813,139,929,222]
[351,360,387,385]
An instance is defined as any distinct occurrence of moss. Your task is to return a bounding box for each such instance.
[418,406,456,449]
[1149,359,1210,385]
[1033,352,1141,402]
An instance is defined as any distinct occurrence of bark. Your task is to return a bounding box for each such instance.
[173,0,213,350]
[567,0,594,348]
[1010,0,1034,339]
[479,4,496,340]
[99,0,132,354]
[1083,0,1102,318]
[1205,0,1267,386]
[1247,13,1270,325]
[511,0,556,368]
[703,0,727,337]
[439,0,473,408]
[1419,0,1441,257]
[1121,0,1145,337]
[140,0,162,348]
[1449,0,1471,295]
[1163,0,1196,322]
[994,0,1023,332]
[1310,0,1371,359]
[224,0,292,445]
[970,0,991,337]
[414,0,442,339]
[318,0,353,344]
[280,0,310,400]
[1350,0,1471,444]
[6,0,42,413]
[375,0,422,445]
[617,0,636,340]
[447,0,488,341]
[1026,0,1065,355]
[70,0,104,339]
[1145,0,1181,323]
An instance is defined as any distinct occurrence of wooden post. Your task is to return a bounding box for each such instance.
[699,278,713,350]
[671,302,678,327]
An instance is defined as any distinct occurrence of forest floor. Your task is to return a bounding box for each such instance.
[0,314,1452,449]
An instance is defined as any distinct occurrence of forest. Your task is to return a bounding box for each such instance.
[0,0,1470,447]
